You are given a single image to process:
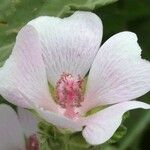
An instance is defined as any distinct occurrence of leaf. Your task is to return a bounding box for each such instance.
[0,0,44,47]
[39,0,118,17]
[95,0,150,37]
[0,0,44,65]
[0,43,14,66]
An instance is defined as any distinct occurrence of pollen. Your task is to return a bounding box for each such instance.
[56,73,84,118]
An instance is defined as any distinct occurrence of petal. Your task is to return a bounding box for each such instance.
[0,104,25,150]
[18,107,39,138]
[0,25,57,111]
[28,11,103,85]
[82,32,150,112]
[36,106,83,132]
[82,101,150,145]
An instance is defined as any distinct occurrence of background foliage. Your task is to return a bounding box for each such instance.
[0,0,149,149]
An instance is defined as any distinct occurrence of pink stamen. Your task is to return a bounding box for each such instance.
[56,73,84,119]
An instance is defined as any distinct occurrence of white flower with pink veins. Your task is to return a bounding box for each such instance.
[0,11,150,145]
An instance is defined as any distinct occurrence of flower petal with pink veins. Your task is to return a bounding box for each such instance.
[36,106,83,132]
[0,104,26,150]
[28,11,103,85]
[82,101,150,145]
[82,32,150,112]
[18,107,39,138]
[0,25,57,111]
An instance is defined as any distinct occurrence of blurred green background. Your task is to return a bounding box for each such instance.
[0,0,149,150]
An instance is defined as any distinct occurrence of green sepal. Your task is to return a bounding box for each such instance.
[107,125,127,144]
[38,121,91,150]
[38,121,115,150]
[38,121,64,150]
[68,132,91,150]
[106,112,129,144]
[85,105,107,116]
[122,111,130,122]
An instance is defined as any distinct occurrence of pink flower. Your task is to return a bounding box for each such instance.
[0,11,149,145]
[0,104,39,150]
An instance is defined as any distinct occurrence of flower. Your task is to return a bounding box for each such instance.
[0,104,39,150]
[0,11,150,145]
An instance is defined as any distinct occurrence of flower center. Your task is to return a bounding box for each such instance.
[26,134,39,150]
[56,73,84,119]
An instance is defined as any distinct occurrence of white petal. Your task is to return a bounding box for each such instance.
[36,107,83,132]
[28,11,102,85]
[0,104,25,150]
[82,101,150,145]
[18,107,39,138]
[82,32,150,112]
[0,25,57,111]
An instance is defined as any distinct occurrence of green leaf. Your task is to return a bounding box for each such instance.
[0,43,14,66]
[95,0,150,38]
[0,0,44,47]
[39,0,118,17]
[0,0,44,65]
